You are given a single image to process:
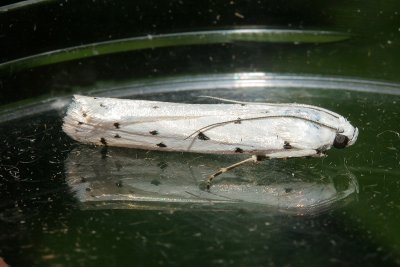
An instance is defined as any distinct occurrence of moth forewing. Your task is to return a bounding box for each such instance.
[63,95,358,190]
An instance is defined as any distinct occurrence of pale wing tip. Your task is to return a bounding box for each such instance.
[65,95,82,115]
[66,94,94,113]
[62,95,87,139]
[71,94,87,102]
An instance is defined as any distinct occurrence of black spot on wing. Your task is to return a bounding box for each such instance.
[153,106,159,109]
[114,134,121,138]
[157,161,168,169]
[285,188,293,193]
[78,121,83,125]
[235,147,244,153]
[156,142,167,148]
[234,118,242,124]
[100,137,107,145]
[82,113,87,117]
[114,122,120,129]
[149,130,159,135]
[198,132,210,140]
[283,141,292,149]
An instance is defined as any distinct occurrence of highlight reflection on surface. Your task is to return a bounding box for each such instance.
[65,146,358,213]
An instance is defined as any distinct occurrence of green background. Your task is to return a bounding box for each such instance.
[0,0,399,266]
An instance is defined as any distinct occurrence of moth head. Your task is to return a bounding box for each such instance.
[334,118,358,149]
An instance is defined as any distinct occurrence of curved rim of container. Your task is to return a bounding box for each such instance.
[0,28,349,73]
[0,72,399,123]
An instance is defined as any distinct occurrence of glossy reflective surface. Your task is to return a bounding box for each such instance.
[1,0,400,266]
[1,80,399,266]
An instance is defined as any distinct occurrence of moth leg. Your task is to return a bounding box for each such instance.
[206,155,262,190]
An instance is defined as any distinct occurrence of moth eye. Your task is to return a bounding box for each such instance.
[333,134,349,149]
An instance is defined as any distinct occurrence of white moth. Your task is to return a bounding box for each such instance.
[63,95,359,189]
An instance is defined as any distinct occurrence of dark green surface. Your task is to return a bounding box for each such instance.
[0,87,399,266]
[1,0,400,266]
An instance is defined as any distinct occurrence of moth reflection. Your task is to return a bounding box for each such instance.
[65,146,358,214]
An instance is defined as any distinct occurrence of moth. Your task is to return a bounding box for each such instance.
[63,95,359,189]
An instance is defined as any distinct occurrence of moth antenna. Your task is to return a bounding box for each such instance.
[198,96,248,104]
[185,114,338,140]
[185,133,197,150]
[197,95,340,118]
